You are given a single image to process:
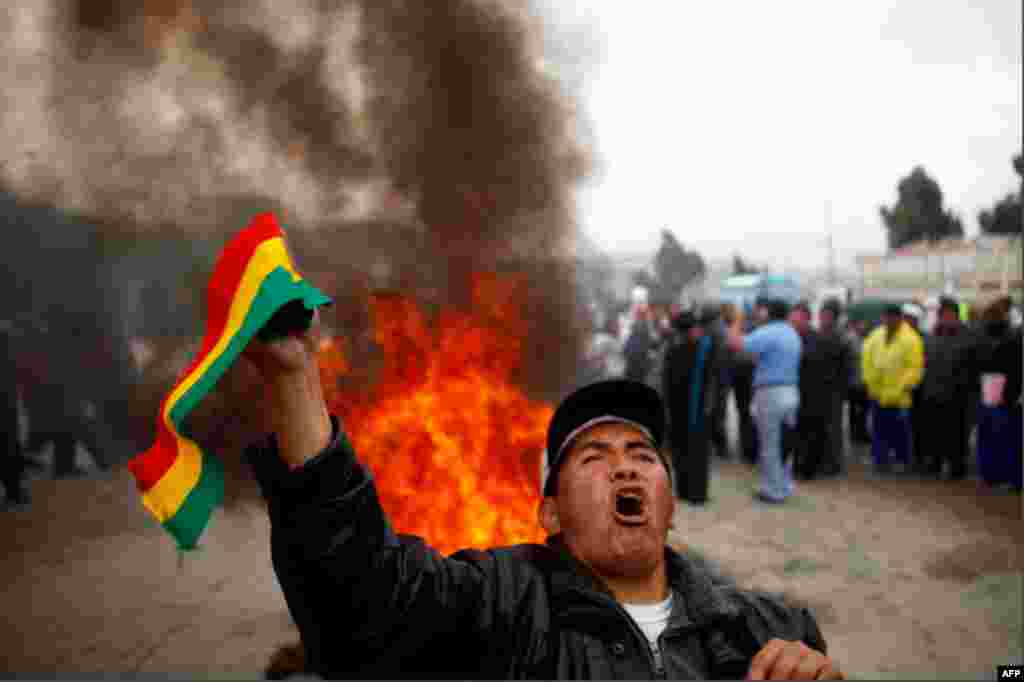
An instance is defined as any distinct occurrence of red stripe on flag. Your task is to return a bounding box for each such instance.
[128,213,283,492]
[188,214,283,381]
[129,425,180,492]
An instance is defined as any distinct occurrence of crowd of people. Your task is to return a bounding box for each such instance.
[584,293,1023,506]
[5,288,1021,515]
[0,313,139,510]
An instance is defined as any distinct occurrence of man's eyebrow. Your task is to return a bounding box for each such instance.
[575,438,655,452]
[575,440,613,452]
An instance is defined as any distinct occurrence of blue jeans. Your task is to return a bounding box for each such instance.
[871,404,911,469]
[753,385,799,501]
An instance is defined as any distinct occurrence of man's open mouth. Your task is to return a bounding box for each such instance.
[612,487,649,525]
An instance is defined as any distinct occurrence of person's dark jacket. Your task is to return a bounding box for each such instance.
[980,327,1022,411]
[624,322,654,382]
[662,333,724,434]
[918,321,979,404]
[0,325,18,424]
[843,331,864,391]
[797,329,850,417]
[246,418,827,679]
[710,319,736,388]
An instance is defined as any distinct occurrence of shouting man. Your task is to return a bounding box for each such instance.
[242,308,842,679]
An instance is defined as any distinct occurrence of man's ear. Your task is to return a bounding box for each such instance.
[539,497,560,535]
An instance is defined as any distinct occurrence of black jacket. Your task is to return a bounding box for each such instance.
[247,417,827,679]
[0,326,17,421]
[624,323,655,382]
[797,330,850,417]
[662,334,723,437]
[919,323,979,403]
[980,327,1023,410]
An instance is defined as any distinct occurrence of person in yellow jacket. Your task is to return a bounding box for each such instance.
[862,303,925,474]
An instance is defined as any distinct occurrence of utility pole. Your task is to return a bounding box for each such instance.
[825,200,836,286]
[826,232,836,286]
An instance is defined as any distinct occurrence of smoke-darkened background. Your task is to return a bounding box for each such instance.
[1,0,595,491]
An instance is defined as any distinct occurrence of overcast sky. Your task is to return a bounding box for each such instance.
[545,2,1022,269]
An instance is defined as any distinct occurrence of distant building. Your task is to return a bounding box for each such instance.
[855,235,1023,304]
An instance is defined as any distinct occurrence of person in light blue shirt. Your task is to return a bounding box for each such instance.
[727,297,802,503]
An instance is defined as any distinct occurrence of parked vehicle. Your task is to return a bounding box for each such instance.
[718,273,803,317]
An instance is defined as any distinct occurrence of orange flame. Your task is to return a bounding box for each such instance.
[143,0,204,50]
[318,272,552,556]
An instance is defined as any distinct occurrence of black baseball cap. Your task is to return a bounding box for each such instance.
[672,311,698,332]
[697,304,720,326]
[821,298,842,316]
[543,380,667,497]
[938,296,959,315]
[756,296,790,320]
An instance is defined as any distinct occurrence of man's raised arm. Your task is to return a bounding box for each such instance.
[236,308,513,678]
[241,307,332,468]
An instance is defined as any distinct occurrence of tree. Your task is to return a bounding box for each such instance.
[732,253,760,275]
[576,253,619,318]
[879,166,965,250]
[631,268,660,294]
[978,153,1022,236]
[653,229,706,305]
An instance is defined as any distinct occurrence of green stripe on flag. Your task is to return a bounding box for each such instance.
[162,449,226,550]
[169,267,331,428]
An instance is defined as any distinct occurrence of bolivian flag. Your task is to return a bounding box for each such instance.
[129,213,331,550]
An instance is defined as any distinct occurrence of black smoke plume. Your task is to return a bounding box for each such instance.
[1,0,592,508]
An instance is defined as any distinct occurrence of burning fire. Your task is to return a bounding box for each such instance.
[318,272,552,555]
[143,0,203,50]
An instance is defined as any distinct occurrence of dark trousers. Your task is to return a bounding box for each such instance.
[847,386,871,443]
[781,418,798,467]
[871,404,911,470]
[909,390,928,472]
[2,401,26,501]
[916,397,969,478]
[671,426,710,505]
[822,394,845,476]
[732,372,758,464]
[790,409,839,477]
[977,405,1023,489]
[37,431,82,475]
[28,417,109,475]
[1,444,26,501]
[710,383,731,458]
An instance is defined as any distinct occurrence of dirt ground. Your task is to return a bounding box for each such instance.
[1,438,1021,679]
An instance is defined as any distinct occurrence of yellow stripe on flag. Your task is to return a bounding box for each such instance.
[161,237,299,429]
[142,437,203,522]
